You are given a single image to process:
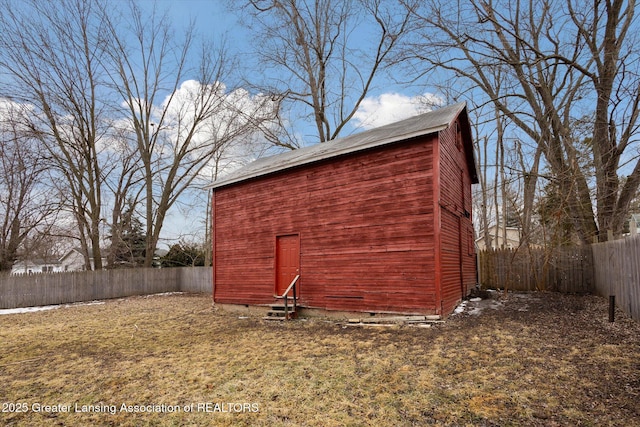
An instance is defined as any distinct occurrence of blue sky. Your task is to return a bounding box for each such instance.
[137,0,442,135]
[146,0,245,43]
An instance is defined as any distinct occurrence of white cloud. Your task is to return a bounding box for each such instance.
[352,92,444,130]
[0,98,37,133]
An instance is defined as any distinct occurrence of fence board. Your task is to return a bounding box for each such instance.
[0,267,212,310]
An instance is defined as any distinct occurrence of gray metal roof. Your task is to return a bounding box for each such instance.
[209,102,468,189]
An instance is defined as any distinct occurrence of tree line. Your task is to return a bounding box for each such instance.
[0,0,278,270]
[1,0,639,272]
[424,0,640,248]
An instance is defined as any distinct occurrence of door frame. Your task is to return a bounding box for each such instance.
[274,233,301,297]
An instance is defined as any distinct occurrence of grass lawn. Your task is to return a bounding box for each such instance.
[1,292,639,426]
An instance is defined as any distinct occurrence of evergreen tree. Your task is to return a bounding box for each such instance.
[108,200,146,268]
[537,180,579,246]
[161,241,205,268]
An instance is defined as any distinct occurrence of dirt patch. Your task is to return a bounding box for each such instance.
[0,292,639,426]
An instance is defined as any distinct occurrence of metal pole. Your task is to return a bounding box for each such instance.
[609,295,615,323]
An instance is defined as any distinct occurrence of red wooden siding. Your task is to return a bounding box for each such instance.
[213,137,438,314]
[437,119,477,314]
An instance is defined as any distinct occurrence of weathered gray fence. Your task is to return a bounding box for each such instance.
[592,236,640,321]
[0,267,212,309]
[478,247,594,293]
[479,239,640,321]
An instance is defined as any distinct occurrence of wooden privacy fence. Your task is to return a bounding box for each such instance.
[592,237,640,321]
[479,237,640,321]
[478,247,594,293]
[0,267,212,310]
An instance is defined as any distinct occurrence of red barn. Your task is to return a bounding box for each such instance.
[209,102,478,317]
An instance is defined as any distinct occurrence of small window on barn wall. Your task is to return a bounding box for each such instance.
[468,228,474,256]
[456,121,463,151]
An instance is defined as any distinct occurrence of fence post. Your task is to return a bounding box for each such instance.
[609,295,615,322]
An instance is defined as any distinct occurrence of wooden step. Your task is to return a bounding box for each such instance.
[263,305,297,320]
[269,304,295,310]
[266,309,296,316]
[263,314,296,321]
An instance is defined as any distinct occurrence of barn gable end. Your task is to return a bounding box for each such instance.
[209,102,477,316]
[438,116,477,315]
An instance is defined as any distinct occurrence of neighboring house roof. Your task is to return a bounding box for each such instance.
[60,248,79,261]
[475,225,521,241]
[209,102,477,190]
[475,225,522,249]
[60,247,106,264]
[60,247,93,262]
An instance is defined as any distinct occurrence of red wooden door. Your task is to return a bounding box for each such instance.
[275,234,300,296]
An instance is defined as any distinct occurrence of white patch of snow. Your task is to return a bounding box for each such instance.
[144,292,184,298]
[0,300,105,315]
[0,292,188,316]
[0,305,60,315]
[461,298,505,316]
[452,301,468,315]
[66,301,104,308]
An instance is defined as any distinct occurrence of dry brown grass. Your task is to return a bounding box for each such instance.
[1,292,639,426]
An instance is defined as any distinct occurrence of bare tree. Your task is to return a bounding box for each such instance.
[467,88,542,249]
[0,0,115,268]
[102,124,145,268]
[410,0,640,243]
[104,1,279,266]
[473,132,494,249]
[571,0,640,238]
[0,102,59,272]
[242,0,417,143]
